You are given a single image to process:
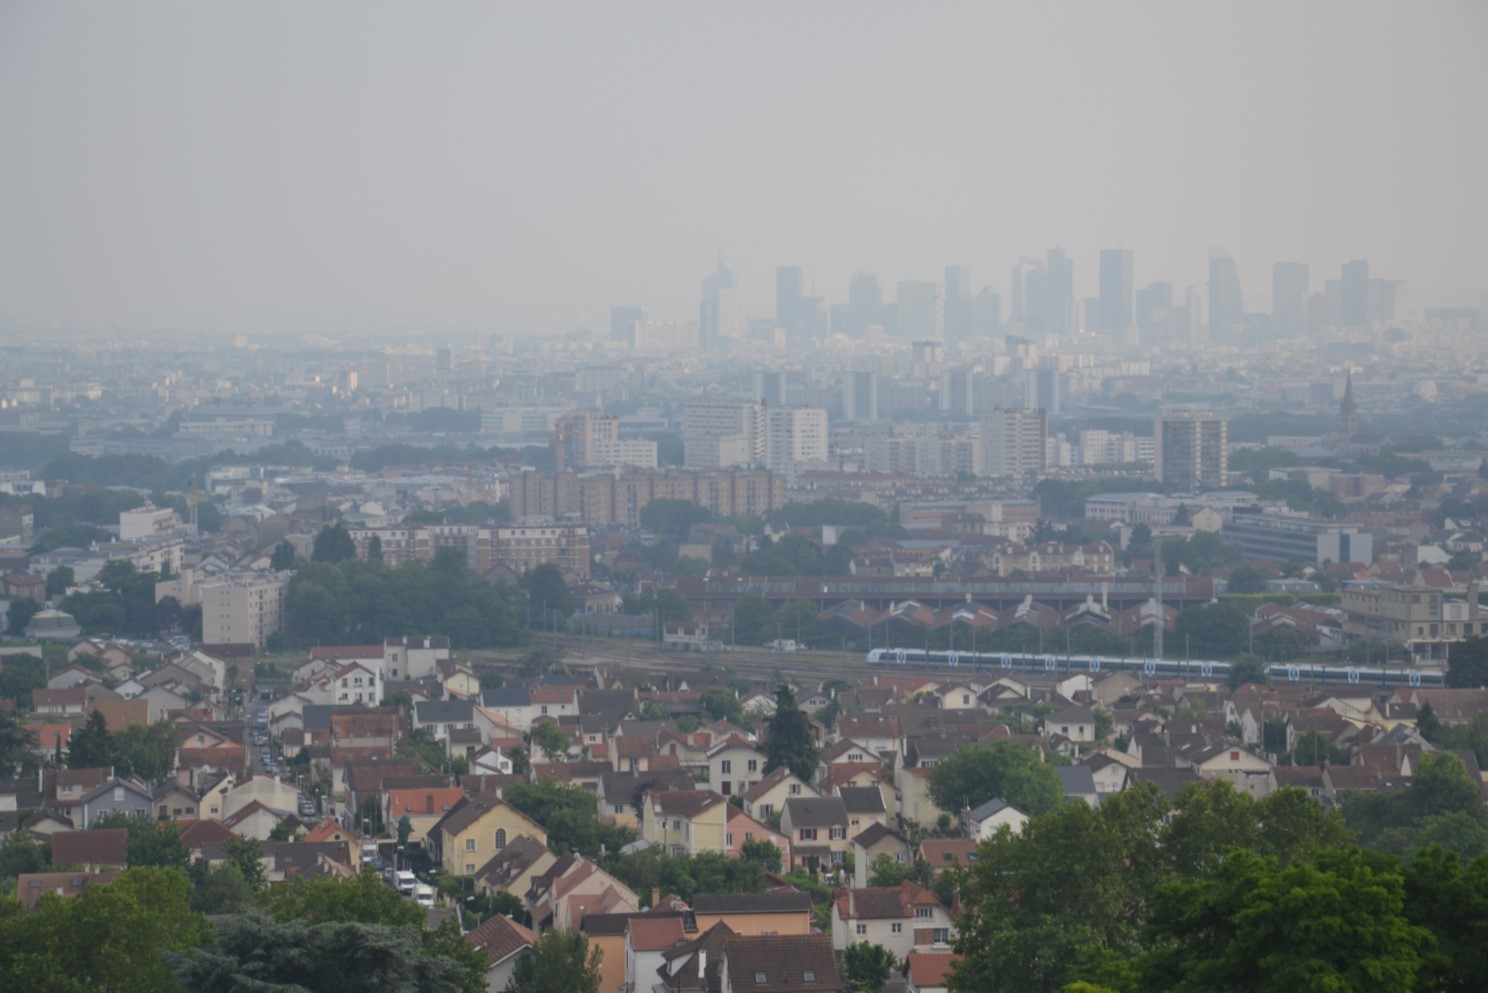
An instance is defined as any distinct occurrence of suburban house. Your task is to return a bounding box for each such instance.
[640,789,728,856]
[692,890,814,936]
[837,786,889,836]
[905,952,962,993]
[830,882,955,960]
[851,823,914,888]
[716,933,840,993]
[742,766,816,822]
[78,777,153,827]
[383,786,465,844]
[465,912,539,992]
[780,795,850,870]
[50,828,128,870]
[968,798,1028,841]
[432,796,549,877]
[707,736,764,798]
[725,804,792,868]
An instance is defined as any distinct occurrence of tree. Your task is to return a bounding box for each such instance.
[867,852,917,887]
[1139,849,1427,993]
[762,684,819,783]
[1401,846,1488,993]
[67,708,113,769]
[928,742,1064,820]
[171,910,474,993]
[639,498,714,539]
[0,866,211,993]
[842,942,897,993]
[729,592,773,646]
[45,565,74,598]
[1292,730,1345,766]
[190,861,252,915]
[1227,655,1270,690]
[522,563,571,627]
[126,820,191,870]
[258,866,421,928]
[397,815,413,849]
[1173,600,1251,658]
[311,522,357,563]
[224,835,265,890]
[0,653,45,708]
[531,721,571,762]
[701,685,744,725]
[367,534,384,562]
[5,596,39,636]
[504,928,602,993]
[113,719,179,783]
[1447,636,1488,688]
[1225,565,1273,594]
[0,710,39,779]
[654,588,692,624]
[270,540,296,571]
[739,839,783,874]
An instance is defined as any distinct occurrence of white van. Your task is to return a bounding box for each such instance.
[394,871,417,896]
[413,884,435,909]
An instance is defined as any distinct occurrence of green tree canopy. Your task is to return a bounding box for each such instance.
[66,708,112,769]
[843,942,897,993]
[504,928,601,993]
[311,523,357,563]
[927,742,1065,819]
[762,684,819,783]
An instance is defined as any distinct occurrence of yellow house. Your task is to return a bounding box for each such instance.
[432,796,549,877]
[639,789,728,856]
[692,891,813,935]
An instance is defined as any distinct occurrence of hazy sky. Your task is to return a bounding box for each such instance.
[2,1,1485,337]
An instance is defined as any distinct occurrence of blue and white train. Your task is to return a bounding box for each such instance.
[864,647,1442,688]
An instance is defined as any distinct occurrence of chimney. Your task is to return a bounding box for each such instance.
[651,887,660,908]
[698,950,706,976]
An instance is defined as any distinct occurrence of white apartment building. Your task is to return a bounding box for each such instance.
[766,408,829,471]
[201,574,289,647]
[683,400,766,468]
[119,505,179,541]
[981,408,1048,477]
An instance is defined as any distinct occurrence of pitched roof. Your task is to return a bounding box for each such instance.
[649,790,726,819]
[906,952,961,988]
[968,798,1023,821]
[836,786,886,815]
[50,828,127,867]
[628,915,686,952]
[692,891,812,915]
[721,933,839,992]
[834,882,946,920]
[465,913,539,967]
[783,795,847,828]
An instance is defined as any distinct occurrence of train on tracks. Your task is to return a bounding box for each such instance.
[864,647,1442,688]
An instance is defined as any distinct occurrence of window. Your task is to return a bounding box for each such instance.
[760,804,773,818]
[747,759,757,772]
[113,787,124,802]
[726,833,733,846]
[962,695,970,705]
[896,852,906,863]
[916,906,933,919]
[891,923,902,934]
[799,828,817,841]
[495,829,507,850]
[934,927,950,944]
[465,839,475,851]
[755,974,766,984]
[789,784,800,795]
[803,972,816,983]
[541,705,549,715]
[830,826,845,840]
[465,863,475,874]
[721,760,732,774]
[673,820,682,831]
[855,923,867,935]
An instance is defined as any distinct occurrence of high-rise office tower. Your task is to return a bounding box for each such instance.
[1044,248,1075,335]
[846,271,884,337]
[699,257,739,350]
[944,266,972,343]
[1011,258,1043,330]
[609,306,646,345]
[1208,252,1244,337]
[1341,260,1370,327]
[896,280,944,341]
[1155,407,1228,492]
[844,370,878,421]
[1368,278,1398,324]
[1025,367,1061,414]
[1136,281,1173,333]
[981,407,1048,476]
[776,266,804,337]
[970,288,1002,338]
[1098,249,1134,335]
[754,371,784,407]
[1272,262,1310,338]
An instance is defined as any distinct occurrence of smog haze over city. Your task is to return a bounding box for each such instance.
[2,1,1486,335]
[2,5,1488,993]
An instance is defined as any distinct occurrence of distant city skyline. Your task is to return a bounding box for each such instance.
[1,1,1484,335]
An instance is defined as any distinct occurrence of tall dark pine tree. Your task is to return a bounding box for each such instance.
[763,683,819,782]
[270,541,296,571]
[67,708,113,769]
[311,523,357,563]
